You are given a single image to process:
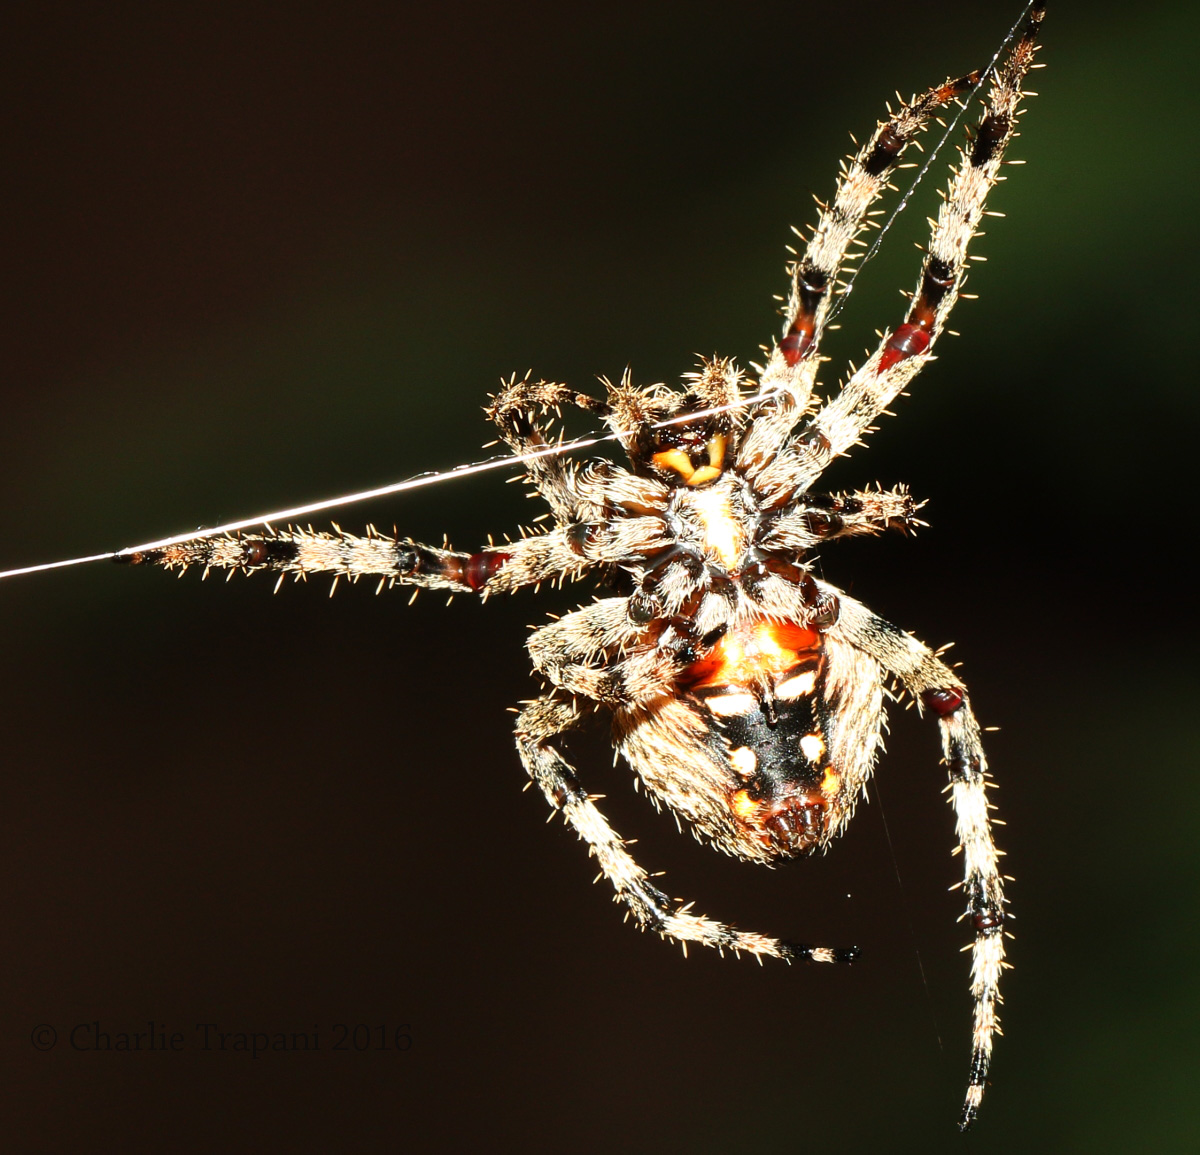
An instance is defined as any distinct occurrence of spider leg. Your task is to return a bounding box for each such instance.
[527,598,673,705]
[515,692,851,963]
[486,375,613,522]
[119,526,482,592]
[786,7,1044,493]
[739,73,977,473]
[758,485,921,554]
[118,480,671,597]
[824,583,1007,1131]
[481,513,671,597]
[136,376,672,596]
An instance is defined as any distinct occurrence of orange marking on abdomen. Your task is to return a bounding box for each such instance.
[681,619,821,691]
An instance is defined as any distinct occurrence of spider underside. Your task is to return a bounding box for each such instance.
[127,10,1042,1130]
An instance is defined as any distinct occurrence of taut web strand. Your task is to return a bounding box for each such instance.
[0,388,783,580]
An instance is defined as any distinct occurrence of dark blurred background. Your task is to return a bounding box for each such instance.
[0,1,1195,1150]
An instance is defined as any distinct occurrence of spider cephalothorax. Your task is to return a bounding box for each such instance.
[123,6,1043,1128]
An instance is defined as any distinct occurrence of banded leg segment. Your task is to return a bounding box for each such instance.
[121,526,479,593]
[528,594,752,707]
[515,694,852,963]
[481,514,672,598]
[122,486,672,600]
[758,486,921,553]
[527,599,688,705]
[799,7,1044,479]
[827,586,1007,1130]
[121,515,658,598]
[741,73,976,473]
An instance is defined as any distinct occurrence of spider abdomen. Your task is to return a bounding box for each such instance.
[683,620,839,858]
[614,617,878,864]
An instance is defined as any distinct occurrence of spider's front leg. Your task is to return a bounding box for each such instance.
[119,526,489,594]
[739,71,979,471]
[521,602,855,964]
[119,512,675,600]
[789,7,1044,494]
[826,586,1007,1131]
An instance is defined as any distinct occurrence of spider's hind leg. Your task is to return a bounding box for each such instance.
[515,692,854,965]
[826,586,1007,1130]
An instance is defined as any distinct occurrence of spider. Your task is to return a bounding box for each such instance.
[110,6,1042,1130]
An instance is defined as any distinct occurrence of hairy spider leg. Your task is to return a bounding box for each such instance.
[783,5,1044,498]
[515,689,856,965]
[824,586,1007,1131]
[740,72,978,472]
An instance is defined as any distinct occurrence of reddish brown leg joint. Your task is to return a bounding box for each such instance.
[973,908,1005,932]
[876,320,932,375]
[876,252,955,376]
[779,268,829,366]
[921,686,964,717]
[779,327,813,366]
[466,550,510,591]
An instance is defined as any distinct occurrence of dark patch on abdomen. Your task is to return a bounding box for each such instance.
[719,699,824,795]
